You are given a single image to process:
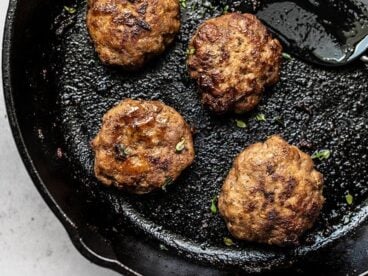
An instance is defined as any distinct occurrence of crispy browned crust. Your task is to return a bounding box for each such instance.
[218,135,324,246]
[87,0,180,69]
[187,13,282,114]
[91,99,195,194]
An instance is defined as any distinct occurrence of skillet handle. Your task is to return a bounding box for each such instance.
[68,225,141,276]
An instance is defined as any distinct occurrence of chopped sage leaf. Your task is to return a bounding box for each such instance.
[282,52,292,60]
[179,0,187,8]
[190,2,198,11]
[159,244,169,251]
[256,113,266,122]
[223,5,229,14]
[114,144,130,160]
[274,116,284,126]
[235,119,246,128]
[346,193,353,205]
[176,138,186,152]
[210,196,218,214]
[186,47,196,55]
[223,237,234,246]
[311,149,331,161]
[64,6,76,14]
[162,177,174,191]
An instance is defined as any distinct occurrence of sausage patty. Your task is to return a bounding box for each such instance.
[87,0,180,69]
[91,99,195,194]
[218,135,324,245]
[187,13,282,114]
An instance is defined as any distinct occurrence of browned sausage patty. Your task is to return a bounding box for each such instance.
[91,99,195,194]
[87,0,180,69]
[187,13,282,114]
[218,135,324,245]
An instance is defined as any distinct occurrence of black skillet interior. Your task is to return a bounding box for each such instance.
[3,0,368,274]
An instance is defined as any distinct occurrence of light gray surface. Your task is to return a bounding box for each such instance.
[0,1,119,275]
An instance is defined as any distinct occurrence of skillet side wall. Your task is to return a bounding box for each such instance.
[3,0,368,275]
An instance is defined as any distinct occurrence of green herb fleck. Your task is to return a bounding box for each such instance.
[256,113,266,122]
[176,138,186,152]
[114,144,130,161]
[274,116,284,126]
[235,119,247,128]
[186,47,196,56]
[210,196,218,214]
[64,6,76,14]
[223,5,229,14]
[223,237,234,246]
[159,244,169,251]
[179,0,187,8]
[311,149,331,161]
[345,193,353,205]
[282,52,292,60]
[205,3,215,10]
[190,2,198,11]
[162,177,174,191]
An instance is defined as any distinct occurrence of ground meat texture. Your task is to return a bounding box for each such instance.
[218,135,324,246]
[187,13,282,114]
[87,0,180,69]
[91,99,195,194]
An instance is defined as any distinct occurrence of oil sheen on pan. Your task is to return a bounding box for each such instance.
[254,0,368,66]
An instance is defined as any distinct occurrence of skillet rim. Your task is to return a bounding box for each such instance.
[2,0,368,274]
[1,0,140,275]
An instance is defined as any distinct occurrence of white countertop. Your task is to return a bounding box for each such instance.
[0,1,118,275]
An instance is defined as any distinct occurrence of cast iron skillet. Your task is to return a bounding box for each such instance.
[3,0,368,275]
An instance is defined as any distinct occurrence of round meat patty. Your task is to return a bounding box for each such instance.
[91,99,195,194]
[187,13,282,114]
[87,0,180,69]
[218,135,324,246]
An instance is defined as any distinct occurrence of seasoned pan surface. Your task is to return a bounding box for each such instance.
[3,0,368,274]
